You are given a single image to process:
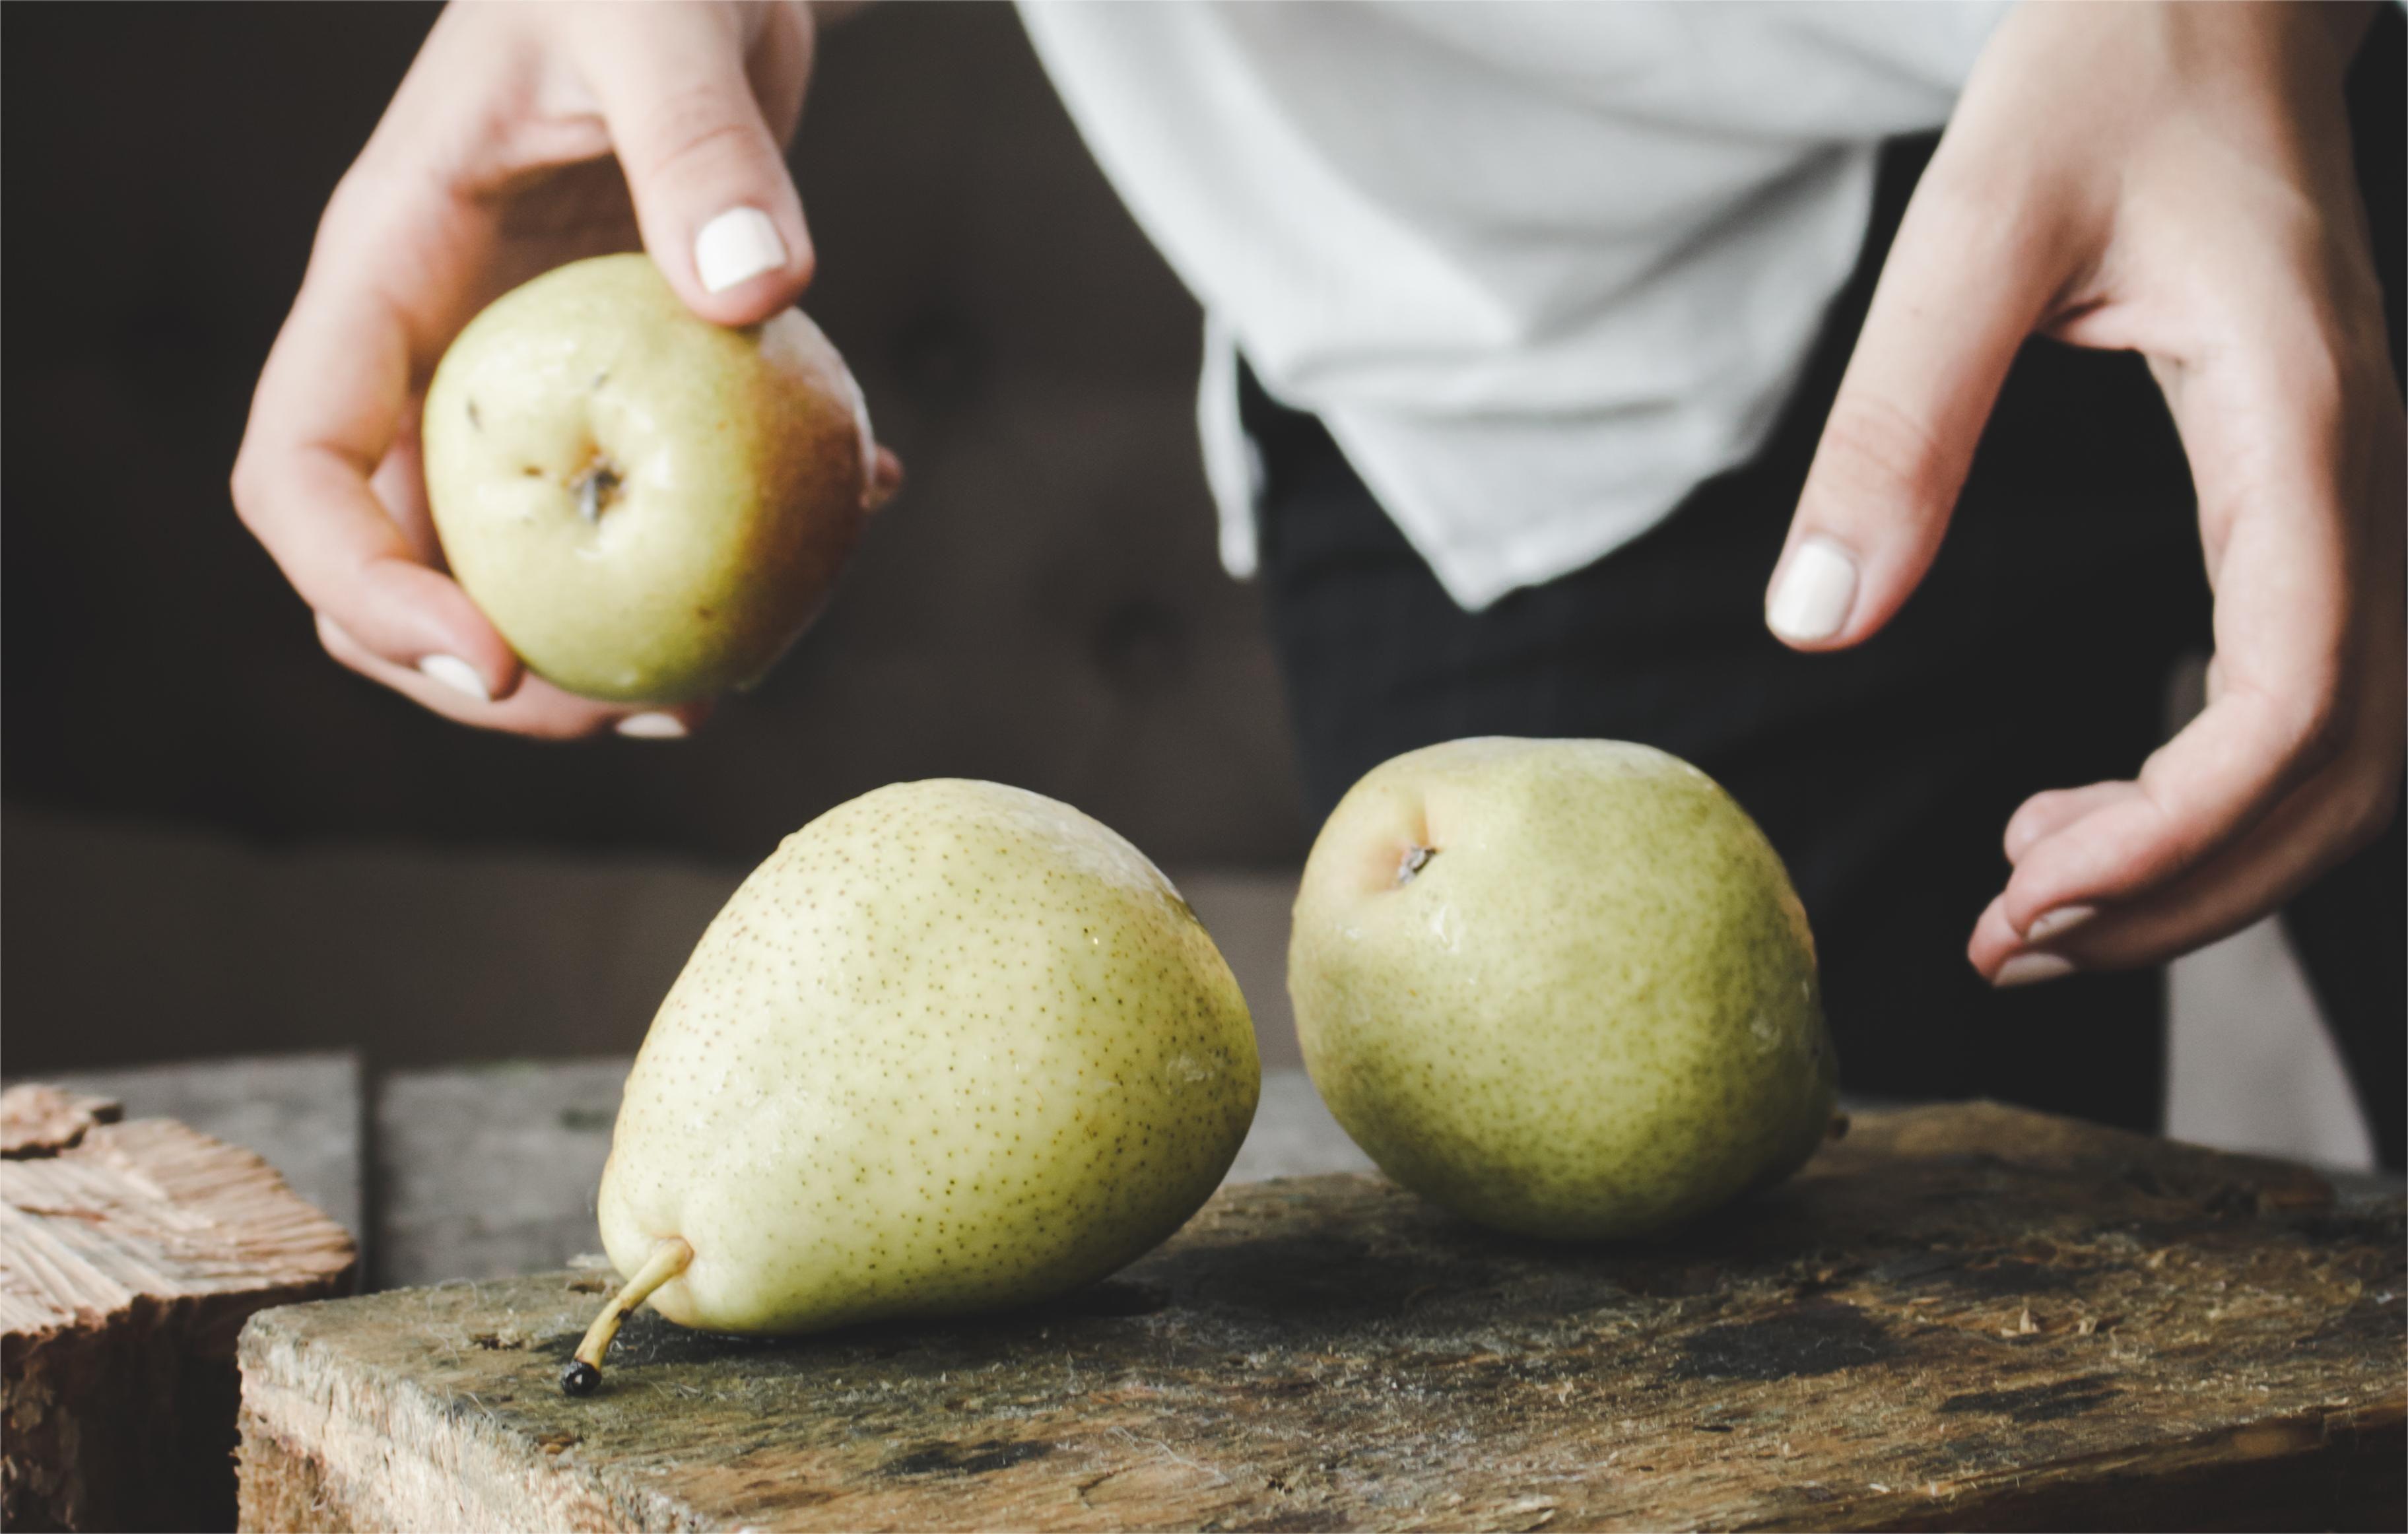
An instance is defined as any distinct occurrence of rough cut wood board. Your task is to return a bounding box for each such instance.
[41,1053,364,1248]
[2,1085,358,1532]
[237,1103,2403,1532]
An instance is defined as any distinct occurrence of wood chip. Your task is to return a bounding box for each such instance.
[0,1085,122,1159]
[4,1091,355,1530]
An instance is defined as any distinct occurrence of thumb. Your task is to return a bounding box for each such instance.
[577,6,815,325]
[1766,173,2068,650]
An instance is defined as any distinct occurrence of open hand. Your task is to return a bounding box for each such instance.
[1762,1,2403,984]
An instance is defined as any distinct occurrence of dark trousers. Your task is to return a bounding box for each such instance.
[1246,12,2405,1162]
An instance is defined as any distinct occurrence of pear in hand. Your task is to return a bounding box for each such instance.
[566,780,1260,1393]
[1288,739,1838,1242]
[422,253,883,704]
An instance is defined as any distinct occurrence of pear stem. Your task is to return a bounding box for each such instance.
[562,1236,692,1396]
[571,455,622,525]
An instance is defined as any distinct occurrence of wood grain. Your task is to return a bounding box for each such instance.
[237,1102,2404,1532]
[1,1085,121,1158]
[41,1053,366,1249]
[3,1088,357,1531]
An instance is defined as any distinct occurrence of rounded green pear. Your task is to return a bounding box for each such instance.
[422,253,876,703]
[593,780,1259,1351]
[1289,738,1836,1240]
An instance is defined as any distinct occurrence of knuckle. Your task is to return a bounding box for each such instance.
[2277,684,2347,772]
[228,450,285,543]
[229,455,261,527]
[2259,325,2351,423]
[2337,764,2401,852]
[1812,392,1953,511]
[625,83,768,185]
[318,162,402,253]
[1903,162,1997,243]
[2248,646,2355,776]
[1906,151,2060,269]
[323,162,376,224]
[316,622,362,667]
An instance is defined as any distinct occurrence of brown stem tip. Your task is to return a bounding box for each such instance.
[562,1236,692,1398]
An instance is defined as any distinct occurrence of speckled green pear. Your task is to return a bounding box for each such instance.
[595,780,1260,1341]
[1289,739,1836,1241]
[422,253,877,704]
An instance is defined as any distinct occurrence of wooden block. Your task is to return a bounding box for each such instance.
[42,1053,365,1248]
[3,1085,358,1532]
[237,1102,2403,1532]
[374,1063,1372,1288]
[0,1086,119,1157]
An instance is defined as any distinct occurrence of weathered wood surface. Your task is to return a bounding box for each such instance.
[238,1102,2403,1532]
[2,1086,358,1531]
[0,1086,123,1157]
[375,1061,1373,1288]
[42,1053,365,1248]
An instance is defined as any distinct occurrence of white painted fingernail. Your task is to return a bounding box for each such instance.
[417,653,490,704]
[1766,537,1859,644]
[1995,952,2077,989]
[2023,905,2097,944]
[616,712,688,740]
[694,207,786,294]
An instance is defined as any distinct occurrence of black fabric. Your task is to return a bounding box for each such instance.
[1246,13,2405,1156]
[2285,807,2407,1172]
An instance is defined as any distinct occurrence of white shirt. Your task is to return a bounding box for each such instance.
[1017,1,2009,610]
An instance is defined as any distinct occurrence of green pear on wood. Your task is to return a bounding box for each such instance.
[422,253,880,704]
[567,780,1260,1393]
[1289,738,1838,1242]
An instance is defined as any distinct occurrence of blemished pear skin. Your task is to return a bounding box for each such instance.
[567,780,1260,1393]
[422,253,875,704]
[1289,738,1838,1242]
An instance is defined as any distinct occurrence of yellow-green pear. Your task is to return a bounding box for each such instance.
[422,253,878,704]
[568,780,1259,1392]
[1289,738,1837,1242]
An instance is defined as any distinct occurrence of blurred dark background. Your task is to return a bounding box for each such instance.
[3,2,1307,1074]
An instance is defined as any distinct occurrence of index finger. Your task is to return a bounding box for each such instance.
[231,187,523,702]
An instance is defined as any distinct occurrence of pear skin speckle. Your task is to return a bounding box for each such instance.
[598,779,1260,1334]
[1289,738,1837,1241]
